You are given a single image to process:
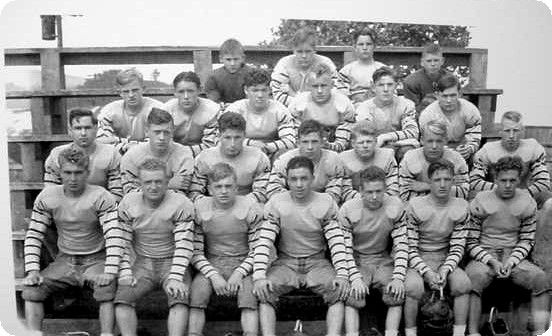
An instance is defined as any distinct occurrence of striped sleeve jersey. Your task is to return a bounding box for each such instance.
[336,60,386,98]
[24,185,125,275]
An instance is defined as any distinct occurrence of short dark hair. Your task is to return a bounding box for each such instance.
[208,162,237,183]
[220,38,245,56]
[359,166,386,184]
[173,71,201,89]
[291,27,317,48]
[422,119,448,138]
[501,111,523,124]
[58,146,89,169]
[68,108,97,127]
[353,27,377,45]
[298,119,324,139]
[372,66,396,84]
[244,68,271,88]
[427,158,454,179]
[147,108,173,126]
[138,158,167,175]
[286,156,314,175]
[218,112,246,133]
[493,156,523,177]
[437,73,461,92]
[422,43,442,57]
[351,120,378,140]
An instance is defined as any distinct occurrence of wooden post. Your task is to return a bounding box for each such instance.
[39,49,66,134]
[468,50,488,89]
[193,49,213,90]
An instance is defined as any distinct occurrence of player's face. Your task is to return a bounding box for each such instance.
[175,80,200,111]
[293,41,316,69]
[495,169,520,199]
[360,180,385,210]
[429,169,453,200]
[221,53,244,74]
[422,131,446,161]
[374,75,396,103]
[500,119,523,151]
[69,116,97,148]
[139,169,169,202]
[438,86,460,113]
[119,79,144,107]
[355,35,375,61]
[60,162,89,194]
[298,132,322,160]
[309,74,333,104]
[209,176,238,206]
[245,83,270,110]
[421,53,444,75]
[147,122,173,152]
[219,129,245,157]
[287,167,314,201]
[353,134,377,159]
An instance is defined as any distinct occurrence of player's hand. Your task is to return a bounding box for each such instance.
[226,271,244,297]
[349,278,369,301]
[500,259,515,278]
[165,279,189,300]
[253,278,273,302]
[376,134,389,148]
[489,259,504,277]
[332,276,350,301]
[410,181,431,192]
[423,270,441,290]
[351,92,368,104]
[248,140,265,149]
[385,279,405,301]
[455,145,472,161]
[91,273,116,287]
[23,271,43,286]
[118,275,137,287]
[437,268,449,287]
[210,274,228,296]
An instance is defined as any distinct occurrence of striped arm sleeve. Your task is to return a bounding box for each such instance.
[250,153,271,203]
[253,203,280,280]
[528,147,551,197]
[466,199,494,264]
[464,118,482,155]
[43,152,62,186]
[323,201,350,278]
[236,204,263,276]
[509,208,537,266]
[326,159,345,203]
[406,207,431,275]
[107,150,123,202]
[469,150,495,192]
[386,158,400,196]
[266,159,287,200]
[386,106,419,142]
[117,208,134,279]
[441,211,468,274]
[391,210,409,281]
[271,62,292,107]
[327,121,353,152]
[121,156,141,194]
[167,208,195,282]
[189,115,219,158]
[452,162,470,199]
[341,176,360,203]
[338,207,362,282]
[399,159,417,202]
[96,195,125,275]
[264,112,297,154]
[24,196,52,273]
[96,113,123,145]
[168,156,194,193]
[189,160,209,202]
[191,220,218,279]
[336,69,351,96]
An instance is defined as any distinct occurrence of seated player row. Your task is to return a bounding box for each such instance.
[23,146,550,336]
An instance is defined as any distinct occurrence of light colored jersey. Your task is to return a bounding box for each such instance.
[189,145,271,203]
[399,147,469,201]
[223,99,296,154]
[270,54,338,107]
[470,139,551,198]
[467,189,536,267]
[118,190,195,282]
[96,97,164,145]
[162,97,220,157]
[336,60,386,98]
[253,191,348,280]
[120,142,194,194]
[418,98,481,155]
[24,185,123,275]
[339,147,399,201]
[192,196,263,278]
[267,148,345,203]
[339,196,408,282]
[406,195,468,275]
[44,143,122,202]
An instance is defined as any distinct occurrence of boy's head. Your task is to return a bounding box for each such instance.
[218,112,246,158]
[308,63,333,104]
[353,27,377,61]
[58,147,90,193]
[68,108,98,148]
[244,68,271,110]
[436,74,461,113]
[146,108,174,152]
[116,68,145,107]
[493,156,523,200]
[208,162,238,206]
[420,43,444,75]
[220,38,245,74]
[421,120,447,161]
[373,67,397,104]
[500,111,524,151]
[351,120,378,160]
[427,158,454,200]
[291,28,317,70]
[286,156,315,201]
[172,71,201,111]
[359,166,386,210]
[297,119,324,160]
[138,158,169,202]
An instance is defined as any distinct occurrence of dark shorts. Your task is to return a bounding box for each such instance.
[189,256,257,310]
[22,250,115,303]
[114,256,191,308]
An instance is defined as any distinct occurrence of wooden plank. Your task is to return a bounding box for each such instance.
[467,50,488,89]
[13,240,24,278]
[10,192,28,231]
[8,134,71,143]
[19,143,43,182]
[193,50,213,88]
[4,52,41,66]
[30,98,52,134]
[7,88,175,99]
[476,95,495,134]
[62,50,195,65]
[10,182,44,191]
[40,49,65,91]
